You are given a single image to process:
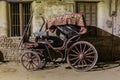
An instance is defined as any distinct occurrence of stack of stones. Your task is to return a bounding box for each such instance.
[0,36,20,61]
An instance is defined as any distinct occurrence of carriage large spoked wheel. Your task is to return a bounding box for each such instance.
[20,50,41,71]
[67,41,98,72]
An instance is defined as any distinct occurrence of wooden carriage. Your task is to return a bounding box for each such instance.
[20,13,98,72]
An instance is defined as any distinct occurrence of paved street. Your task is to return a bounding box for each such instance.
[0,61,120,80]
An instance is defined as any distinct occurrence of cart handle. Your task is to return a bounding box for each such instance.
[39,13,46,31]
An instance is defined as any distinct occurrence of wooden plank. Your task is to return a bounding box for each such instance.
[8,3,11,37]
[19,3,23,36]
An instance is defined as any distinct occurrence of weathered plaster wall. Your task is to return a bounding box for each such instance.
[97,0,112,36]
[31,0,114,38]
[31,0,75,33]
[0,1,8,36]
[0,0,119,37]
[97,0,120,37]
[0,0,75,35]
[113,0,120,36]
[75,0,120,37]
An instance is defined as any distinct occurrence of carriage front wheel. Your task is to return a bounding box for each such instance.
[67,41,98,72]
[20,50,41,71]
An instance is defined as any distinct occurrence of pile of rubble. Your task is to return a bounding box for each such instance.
[0,36,21,61]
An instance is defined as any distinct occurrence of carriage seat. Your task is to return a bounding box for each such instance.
[55,25,81,39]
[42,36,64,48]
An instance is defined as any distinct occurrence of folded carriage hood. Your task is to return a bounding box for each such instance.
[46,13,85,27]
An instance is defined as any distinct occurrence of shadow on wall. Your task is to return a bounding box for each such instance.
[81,26,120,61]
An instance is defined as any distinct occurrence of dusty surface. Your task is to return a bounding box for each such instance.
[0,61,120,80]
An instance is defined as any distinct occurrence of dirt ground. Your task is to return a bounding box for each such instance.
[0,61,120,80]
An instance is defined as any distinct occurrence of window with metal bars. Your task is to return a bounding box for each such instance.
[76,2,97,26]
[8,2,31,37]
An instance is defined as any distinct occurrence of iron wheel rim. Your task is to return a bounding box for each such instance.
[67,41,98,72]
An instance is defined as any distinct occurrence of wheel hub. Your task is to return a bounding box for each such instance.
[28,59,33,63]
[79,53,84,60]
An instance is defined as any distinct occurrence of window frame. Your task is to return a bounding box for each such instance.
[8,2,32,37]
[76,1,98,27]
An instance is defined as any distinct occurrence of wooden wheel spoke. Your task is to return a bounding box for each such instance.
[72,59,80,66]
[22,57,28,62]
[28,63,31,70]
[83,60,87,66]
[32,61,38,67]
[80,44,82,52]
[82,44,86,53]
[81,61,84,69]
[85,52,94,56]
[71,49,79,54]
[84,47,92,54]
[74,46,80,53]
[33,58,38,62]
[32,62,38,70]
[27,53,32,58]
[31,63,35,69]
[69,57,79,61]
[24,54,29,58]
[86,58,93,63]
[86,56,95,58]
[33,60,39,65]
[33,58,39,62]
[25,62,30,68]
[29,63,34,70]
[69,54,78,57]
[23,60,28,62]
[78,59,82,65]
[32,55,37,59]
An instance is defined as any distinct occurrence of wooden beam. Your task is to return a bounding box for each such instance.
[20,3,23,36]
